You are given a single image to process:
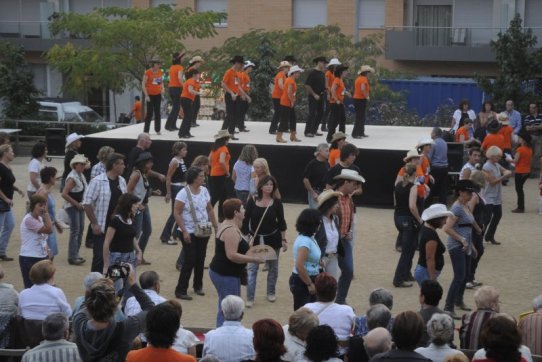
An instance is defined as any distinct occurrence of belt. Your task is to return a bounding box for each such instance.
[325,252,337,257]
[457,223,473,228]
[171,182,186,187]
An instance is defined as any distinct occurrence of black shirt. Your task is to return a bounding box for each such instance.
[417,226,445,271]
[63,150,78,179]
[303,158,329,191]
[106,177,123,231]
[0,163,15,199]
[108,215,137,253]
[324,163,361,187]
[125,146,144,179]
[304,69,326,95]
[394,182,414,216]
[241,198,287,249]
[210,228,250,278]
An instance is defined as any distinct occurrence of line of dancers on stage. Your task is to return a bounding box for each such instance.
[139,52,375,143]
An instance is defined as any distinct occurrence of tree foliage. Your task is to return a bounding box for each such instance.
[0,41,40,119]
[247,37,276,121]
[475,13,542,112]
[46,5,220,99]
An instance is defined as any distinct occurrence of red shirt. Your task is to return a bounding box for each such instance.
[126,346,196,362]
[482,133,506,151]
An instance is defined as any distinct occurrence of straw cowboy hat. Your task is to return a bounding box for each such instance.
[497,111,510,125]
[277,61,292,70]
[327,58,341,67]
[421,203,453,221]
[188,56,204,65]
[317,190,343,208]
[358,65,375,74]
[69,154,90,169]
[331,132,347,143]
[416,138,434,148]
[333,169,366,183]
[403,149,421,163]
[65,133,84,148]
[288,65,304,77]
[214,130,232,140]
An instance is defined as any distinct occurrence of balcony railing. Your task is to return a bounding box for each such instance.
[0,20,54,39]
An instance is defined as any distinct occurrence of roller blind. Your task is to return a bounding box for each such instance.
[358,0,385,29]
[293,0,327,29]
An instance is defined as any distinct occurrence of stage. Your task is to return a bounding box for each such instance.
[82,120,432,206]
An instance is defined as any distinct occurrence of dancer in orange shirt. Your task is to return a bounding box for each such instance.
[142,59,164,135]
[277,65,304,143]
[269,61,291,134]
[352,65,375,138]
[165,52,185,131]
[322,58,341,133]
[238,60,255,133]
[221,55,245,140]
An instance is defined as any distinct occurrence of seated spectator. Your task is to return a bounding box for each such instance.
[0,265,18,348]
[245,319,286,362]
[472,315,529,362]
[73,263,153,361]
[519,294,542,356]
[372,311,431,362]
[460,286,500,350]
[415,313,465,361]
[347,307,391,362]
[354,287,394,336]
[126,302,196,362]
[166,300,199,357]
[445,355,470,362]
[303,273,355,356]
[125,271,166,316]
[364,327,392,360]
[419,280,444,346]
[282,307,319,362]
[71,272,124,322]
[22,313,81,362]
[299,325,342,362]
[19,260,71,320]
[202,295,255,362]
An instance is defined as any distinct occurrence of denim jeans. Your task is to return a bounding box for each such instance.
[109,251,137,293]
[19,255,47,288]
[445,247,470,311]
[0,210,15,256]
[247,248,280,301]
[91,233,105,273]
[337,238,353,304]
[209,268,241,327]
[66,206,85,260]
[483,204,502,242]
[235,190,250,207]
[414,264,441,287]
[289,273,316,311]
[160,185,183,242]
[175,233,209,295]
[134,205,152,253]
[307,191,318,209]
[393,214,417,285]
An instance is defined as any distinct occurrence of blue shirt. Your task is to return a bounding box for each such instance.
[428,137,448,168]
[506,109,522,134]
[233,160,252,191]
[293,235,321,276]
[446,202,474,251]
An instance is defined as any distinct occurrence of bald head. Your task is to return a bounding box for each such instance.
[364,327,392,358]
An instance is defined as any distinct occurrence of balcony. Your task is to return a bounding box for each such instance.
[385,26,542,62]
[0,21,89,51]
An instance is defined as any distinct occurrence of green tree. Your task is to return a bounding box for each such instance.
[46,5,220,101]
[247,37,276,122]
[0,41,40,119]
[475,13,542,112]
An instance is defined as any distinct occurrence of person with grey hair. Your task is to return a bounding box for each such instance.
[282,307,319,361]
[415,313,465,361]
[367,304,392,331]
[202,295,255,362]
[0,265,18,348]
[22,313,82,362]
[303,143,330,208]
[364,327,393,359]
[460,286,500,350]
[90,146,114,179]
[519,295,542,356]
[354,288,394,336]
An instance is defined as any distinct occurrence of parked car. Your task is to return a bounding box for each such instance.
[37,98,104,123]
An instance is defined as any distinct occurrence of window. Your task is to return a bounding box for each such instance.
[150,0,176,7]
[196,0,227,26]
[293,0,327,29]
[358,0,385,29]
[415,5,452,46]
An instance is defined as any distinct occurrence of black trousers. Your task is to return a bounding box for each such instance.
[515,173,529,209]
[166,87,181,130]
[144,94,161,133]
[222,93,240,134]
[352,98,368,137]
[175,233,209,294]
[210,175,231,221]
[322,99,332,130]
[483,204,502,242]
[305,95,324,135]
[270,98,281,133]
[427,166,449,206]
[326,103,346,142]
[192,95,201,124]
[179,97,193,137]
[289,273,317,311]
[90,233,105,273]
[238,99,249,130]
[278,105,296,132]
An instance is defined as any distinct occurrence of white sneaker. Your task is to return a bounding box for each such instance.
[246,300,254,308]
[57,220,70,229]
[267,295,276,302]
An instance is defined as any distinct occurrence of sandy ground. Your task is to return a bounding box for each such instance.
[1,156,541,333]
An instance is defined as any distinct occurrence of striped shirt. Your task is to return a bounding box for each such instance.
[337,195,353,238]
[460,309,497,350]
[519,311,542,356]
[22,339,82,362]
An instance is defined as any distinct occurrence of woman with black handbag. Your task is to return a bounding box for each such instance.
[174,166,218,301]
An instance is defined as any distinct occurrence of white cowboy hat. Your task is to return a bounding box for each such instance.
[317,190,343,208]
[288,65,304,77]
[421,203,453,221]
[70,154,90,169]
[403,149,421,163]
[333,169,366,183]
[416,138,434,148]
[213,130,232,140]
[358,65,375,74]
[277,61,292,70]
[65,133,84,148]
[244,60,255,69]
[497,111,509,125]
[327,58,341,66]
[189,55,204,65]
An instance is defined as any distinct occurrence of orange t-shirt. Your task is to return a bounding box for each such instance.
[240,71,251,93]
[330,78,345,104]
[325,70,335,90]
[272,71,286,99]
[498,125,513,150]
[328,148,340,167]
[144,69,163,96]
[420,155,430,176]
[132,100,142,122]
[126,346,196,362]
[223,67,240,94]
[168,64,184,88]
[181,78,197,101]
[280,77,297,108]
[515,146,533,174]
[353,75,370,100]
[210,145,231,176]
[455,126,471,142]
[482,133,506,151]
[397,165,427,198]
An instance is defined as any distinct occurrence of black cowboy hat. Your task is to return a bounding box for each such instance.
[283,55,297,63]
[313,56,328,64]
[486,119,501,134]
[455,179,476,192]
[230,55,245,64]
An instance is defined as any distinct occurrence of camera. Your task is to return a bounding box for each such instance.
[105,264,130,281]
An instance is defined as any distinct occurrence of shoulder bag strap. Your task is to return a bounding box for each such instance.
[185,187,199,224]
[251,202,272,239]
